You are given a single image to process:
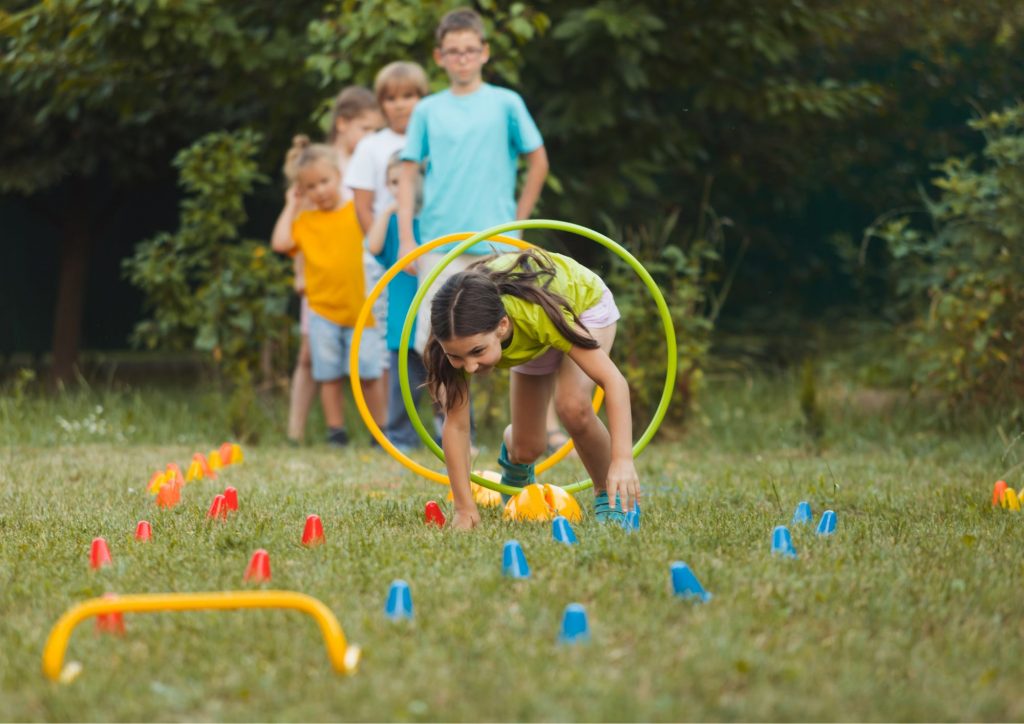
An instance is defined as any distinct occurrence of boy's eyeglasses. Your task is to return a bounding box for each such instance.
[439,47,483,60]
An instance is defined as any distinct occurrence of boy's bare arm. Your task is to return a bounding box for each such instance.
[516,146,549,220]
[353,189,375,235]
[397,161,420,271]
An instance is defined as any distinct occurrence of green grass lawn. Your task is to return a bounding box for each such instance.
[1,373,1021,721]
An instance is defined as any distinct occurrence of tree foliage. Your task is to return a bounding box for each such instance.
[0,0,321,193]
[123,130,292,385]
[867,103,1024,404]
[0,0,322,382]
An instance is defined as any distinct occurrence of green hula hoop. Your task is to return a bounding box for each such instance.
[398,219,677,496]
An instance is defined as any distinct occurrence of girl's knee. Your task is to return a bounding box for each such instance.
[507,425,545,463]
[556,396,596,435]
[510,440,545,464]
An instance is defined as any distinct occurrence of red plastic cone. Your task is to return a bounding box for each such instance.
[424,501,446,527]
[134,520,152,542]
[244,549,271,582]
[223,486,238,511]
[89,537,112,569]
[994,480,1009,507]
[95,593,125,635]
[302,514,325,546]
[207,494,228,520]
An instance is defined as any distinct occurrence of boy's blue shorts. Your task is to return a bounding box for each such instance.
[308,308,385,382]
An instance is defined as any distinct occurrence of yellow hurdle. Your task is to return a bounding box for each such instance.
[42,590,360,681]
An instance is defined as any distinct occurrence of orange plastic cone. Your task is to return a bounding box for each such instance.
[166,462,184,484]
[244,549,271,582]
[94,593,125,635]
[302,514,325,546]
[207,494,228,520]
[425,501,446,527]
[89,538,112,569]
[134,520,152,541]
[219,442,234,466]
[194,452,216,479]
[223,486,238,511]
[994,480,1009,507]
[156,480,180,509]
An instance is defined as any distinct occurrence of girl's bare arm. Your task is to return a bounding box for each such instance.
[442,392,480,530]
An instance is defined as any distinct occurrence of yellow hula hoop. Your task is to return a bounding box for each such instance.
[349,232,603,486]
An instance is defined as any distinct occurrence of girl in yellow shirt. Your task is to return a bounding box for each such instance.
[271,141,381,446]
[424,249,639,530]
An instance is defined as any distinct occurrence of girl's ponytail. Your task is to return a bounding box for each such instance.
[423,250,600,413]
[282,134,312,184]
[475,250,600,352]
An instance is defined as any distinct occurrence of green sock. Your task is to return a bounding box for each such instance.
[498,441,535,503]
[594,492,627,523]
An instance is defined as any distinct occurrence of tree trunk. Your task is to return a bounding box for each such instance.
[49,193,91,387]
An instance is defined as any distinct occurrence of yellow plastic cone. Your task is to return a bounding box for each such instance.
[230,443,244,464]
[147,471,168,495]
[185,459,203,482]
[1004,487,1021,512]
[447,480,503,508]
[543,484,582,523]
[208,450,223,471]
[503,483,555,522]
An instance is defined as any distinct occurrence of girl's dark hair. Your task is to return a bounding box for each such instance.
[425,250,599,411]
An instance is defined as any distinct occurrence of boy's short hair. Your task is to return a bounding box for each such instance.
[374,61,429,102]
[435,7,486,45]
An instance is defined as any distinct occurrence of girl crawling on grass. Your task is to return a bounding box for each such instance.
[423,249,639,530]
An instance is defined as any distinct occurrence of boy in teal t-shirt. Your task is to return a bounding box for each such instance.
[397,6,549,355]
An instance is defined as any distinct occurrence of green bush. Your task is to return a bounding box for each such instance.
[123,130,293,431]
[604,195,743,430]
[867,103,1024,405]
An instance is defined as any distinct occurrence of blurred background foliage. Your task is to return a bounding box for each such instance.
[2,0,1023,415]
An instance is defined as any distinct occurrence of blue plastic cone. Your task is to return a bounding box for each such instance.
[502,540,531,579]
[792,501,812,524]
[816,510,837,536]
[384,579,413,620]
[771,525,798,558]
[558,603,590,644]
[621,507,641,532]
[552,516,578,545]
[670,561,712,602]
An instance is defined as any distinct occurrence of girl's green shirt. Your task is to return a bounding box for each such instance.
[485,252,606,369]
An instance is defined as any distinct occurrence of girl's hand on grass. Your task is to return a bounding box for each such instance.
[451,507,481,531]
[606,458,640,512]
